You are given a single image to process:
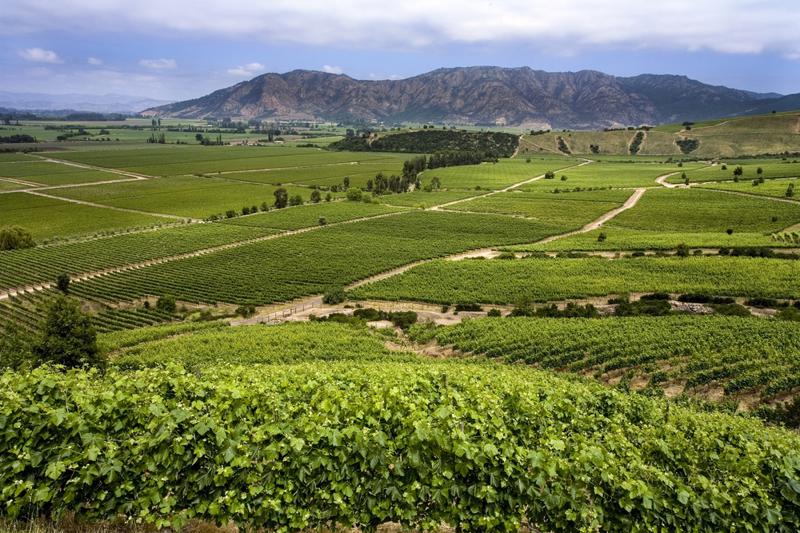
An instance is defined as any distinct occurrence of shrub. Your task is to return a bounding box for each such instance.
[0,226,35,251]
[713,303,751,316]
[289,195,303,207]
[156,295,177,314]
[322,287,346,305]
[32,296,104,369]
[346,188,363,201]
[487,308,502,317]
[56,273,71,294]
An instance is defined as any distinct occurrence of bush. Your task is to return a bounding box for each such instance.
[346,188,363,201]
[776,306,800,321]
[156,295,177,314]
[0,323,33,370]
[487,308,502,317]
[318,217,327,226]
[615,298,671,316]
[322,287,346,305]
[236,305,257,318]
[0,226,35,251]
[712,303,751,316]
[32,296,104,369]
[454,303,482,312]
[56,273,70,294]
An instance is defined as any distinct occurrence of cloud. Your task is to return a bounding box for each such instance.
[2,1,799,60]
[322,65,344,74]
[227,62,265,77]
[139,58,176,69]
[87,57,103,65]
[18,47,62,63]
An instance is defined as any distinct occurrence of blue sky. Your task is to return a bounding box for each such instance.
[1,1,798,101]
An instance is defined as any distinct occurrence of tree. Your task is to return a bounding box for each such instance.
[733,166,743,177]
[323,287,346,305]
[430,176,441,190]
[318,217,327,226]
[787,184,795,198]
[310,189,322,203]
[597,232,607,242]
[346,188,363,201]
[289,195,303,206]
[0,226,35,251]
[33,296,103,369]
[156,295,177,314]
[0,322,33,370]
[260,201,269,212]
[56,273,70,294]
[757,167,763,176]
[325,192,332,202]
[274,187,288,209]
[343,176,350,189]
[195,133,203,142]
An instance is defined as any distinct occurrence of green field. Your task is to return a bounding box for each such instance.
[4,323,800,531]
[420,157,575,190]
[52,175,316,219]
[413,316,800,402]
[351,256,800,303]
[0,192,168,241]
[447,189,631,227]
[4,120,800,532]
[522,161,703,189]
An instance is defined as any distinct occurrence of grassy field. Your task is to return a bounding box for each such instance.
[0,160,127,186]
[675,161,800,184]
[521,112,800,157]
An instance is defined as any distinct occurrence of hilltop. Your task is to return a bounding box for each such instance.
[143,67,798,129]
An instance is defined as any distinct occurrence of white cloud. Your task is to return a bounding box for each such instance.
[18,47,62,63]
[322,65,344,74]
[227,62,265,77]
[138,58,176,69]
[2,1,799,60]
[87,57,103,65]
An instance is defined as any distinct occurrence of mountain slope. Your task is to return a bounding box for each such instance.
[143,67,790,128]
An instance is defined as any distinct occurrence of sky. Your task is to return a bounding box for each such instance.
[1,0,798,102]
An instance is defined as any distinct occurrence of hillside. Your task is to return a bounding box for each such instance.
[520,111,800,157]
[143,67,793,129]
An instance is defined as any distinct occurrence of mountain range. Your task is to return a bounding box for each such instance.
[144,67,798,129]
[0,91,171,115]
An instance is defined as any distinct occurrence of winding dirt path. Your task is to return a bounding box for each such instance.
[654,171,685,188]
[510,134,524,158]
[535,188,647,245]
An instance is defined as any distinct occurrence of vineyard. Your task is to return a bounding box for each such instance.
[64,211,564,306]
[3,123,800,532]
[412,315,800,403]
[2,346,800,531]
[447,189,631,228]
[351,256,800,303]
[521,161,702,189]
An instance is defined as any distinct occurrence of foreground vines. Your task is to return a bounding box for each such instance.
[2,358,800,532]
